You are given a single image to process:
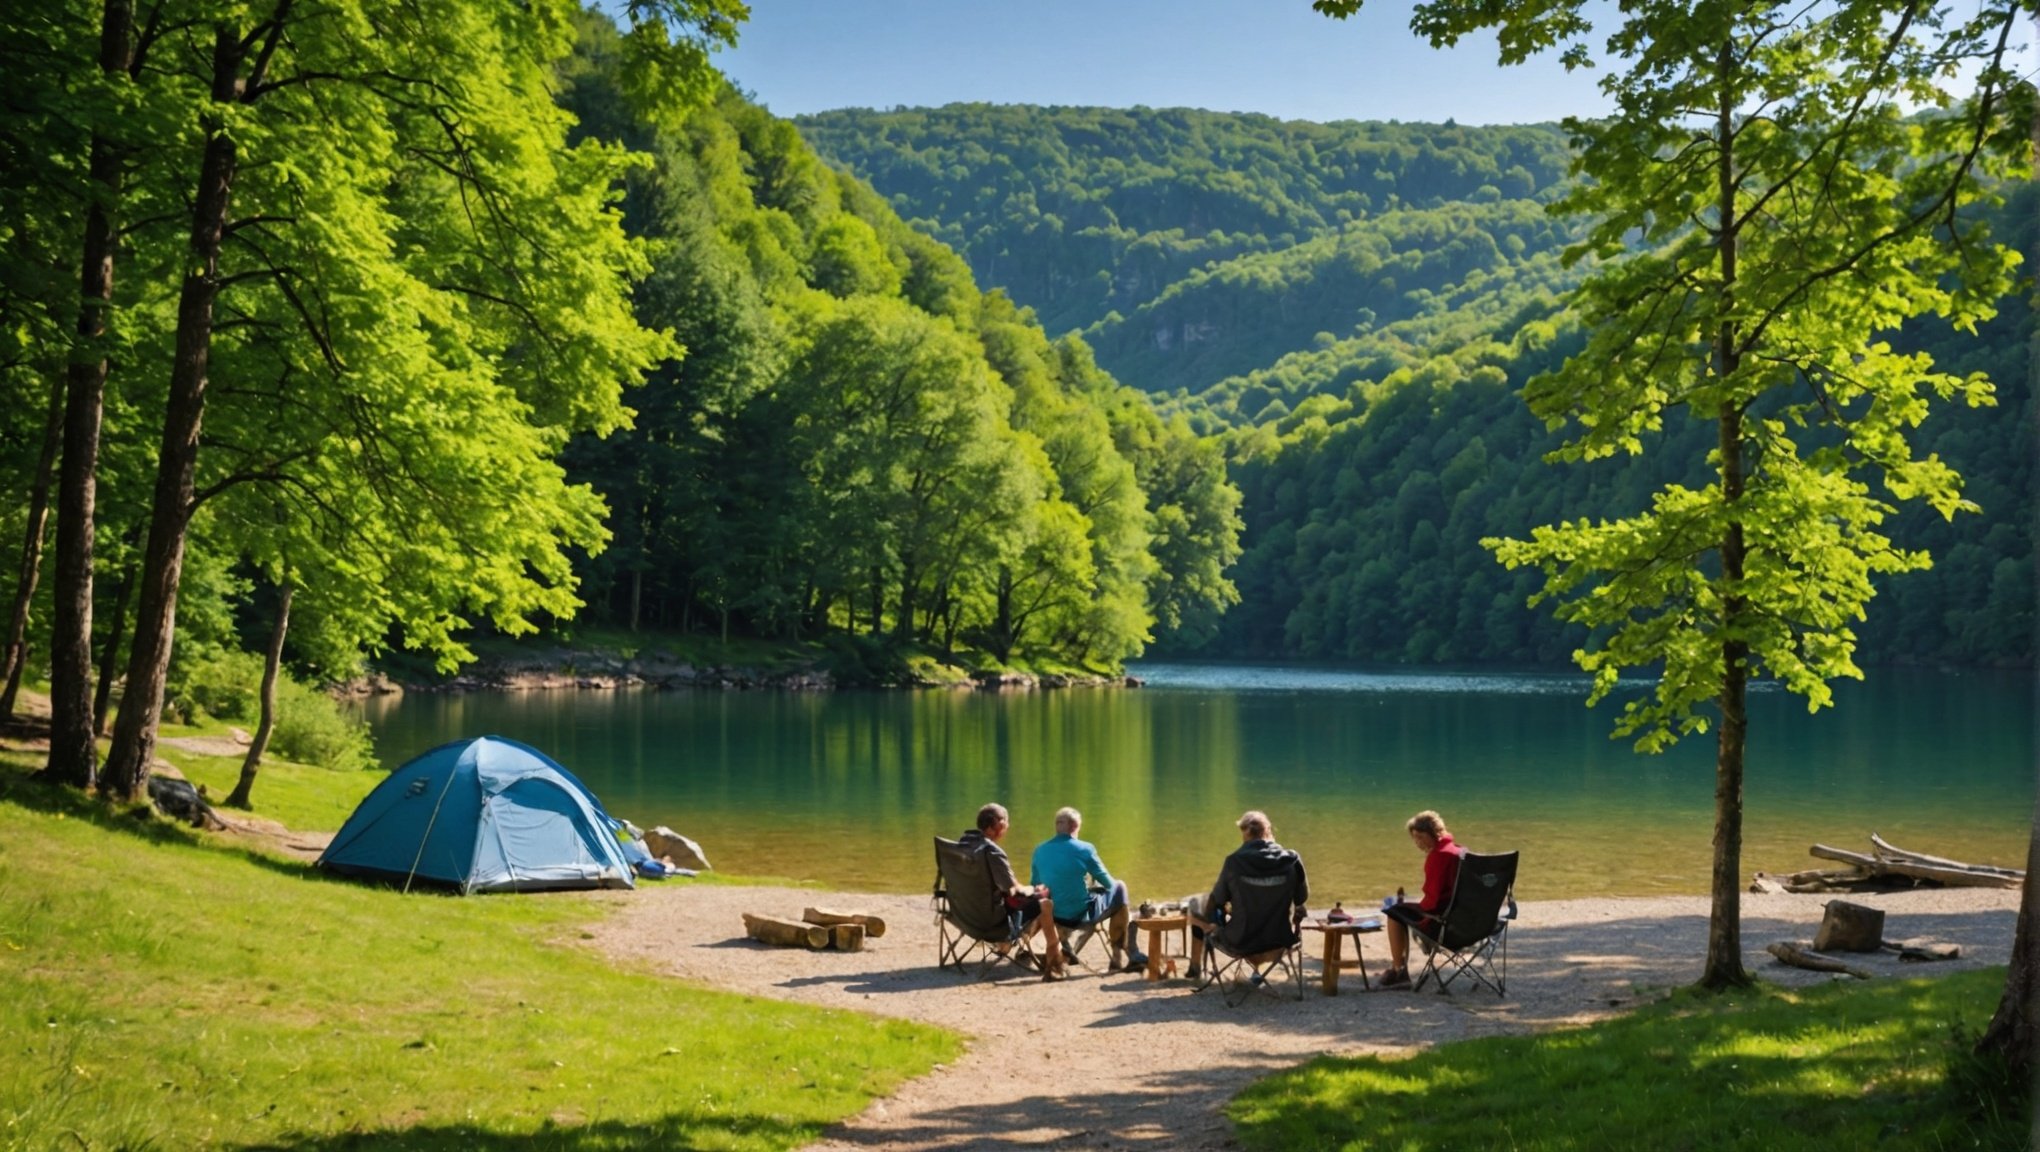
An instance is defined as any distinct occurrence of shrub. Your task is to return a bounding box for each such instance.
[168,649,265,724]
[268,676,376,773]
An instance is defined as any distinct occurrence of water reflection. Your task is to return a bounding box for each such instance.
[356,666,2033,901]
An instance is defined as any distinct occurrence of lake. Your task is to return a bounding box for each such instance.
[354,664,2034,903]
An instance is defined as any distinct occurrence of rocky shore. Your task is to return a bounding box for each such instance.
[335,650,1143,696]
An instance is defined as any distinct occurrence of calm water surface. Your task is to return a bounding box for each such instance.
[355,665,2034,902]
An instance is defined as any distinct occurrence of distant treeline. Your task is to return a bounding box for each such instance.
[800,105,2035,668]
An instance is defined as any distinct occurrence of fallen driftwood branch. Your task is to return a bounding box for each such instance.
[1760,834,2024,894]
[1768,941,1873,980]
[1869,834,2024,879]
[802,907,888,938]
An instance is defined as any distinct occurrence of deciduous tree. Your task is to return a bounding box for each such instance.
[1316,0,2033,988]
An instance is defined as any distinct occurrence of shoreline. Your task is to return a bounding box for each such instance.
[338,648,1142,696]
[586,881,2022,1151]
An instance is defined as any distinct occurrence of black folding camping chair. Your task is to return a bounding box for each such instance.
[933,837,1046,980]
[1190,869,1307,1006]
[1410,849,1518,996]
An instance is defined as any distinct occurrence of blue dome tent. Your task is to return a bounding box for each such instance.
[318,735,635,893]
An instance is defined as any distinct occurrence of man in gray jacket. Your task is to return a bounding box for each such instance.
[1186,809,1308,979]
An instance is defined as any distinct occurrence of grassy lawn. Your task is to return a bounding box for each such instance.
[0,757,960,1151]
[1230,972,2028,1152]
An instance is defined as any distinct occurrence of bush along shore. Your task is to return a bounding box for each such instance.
[341,637,1145,696]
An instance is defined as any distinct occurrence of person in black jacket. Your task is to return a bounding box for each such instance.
[1186,810,1308,980]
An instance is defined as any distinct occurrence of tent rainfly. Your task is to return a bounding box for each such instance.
[318,735,635,893]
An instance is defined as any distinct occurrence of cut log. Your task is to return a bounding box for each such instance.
[742,913,829,950]
[830,923,866,952]
[1879,938,1961,962]
[1869,833,2024,879]
[802,907,889,938]
[1814,900,1886,952]
[1749,873,1788,895]
[1767,941,1872,979]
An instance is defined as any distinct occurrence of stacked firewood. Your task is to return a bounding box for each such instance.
[742,907,888,951]
[1751,833,2025,895]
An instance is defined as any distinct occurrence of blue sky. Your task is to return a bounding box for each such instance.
[713,1,1613,125]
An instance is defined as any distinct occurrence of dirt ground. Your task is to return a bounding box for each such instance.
[586,882,2021,1150]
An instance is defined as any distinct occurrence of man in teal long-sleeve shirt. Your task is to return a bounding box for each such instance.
[1030,807,1147,971]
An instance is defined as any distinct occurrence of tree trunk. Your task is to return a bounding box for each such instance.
[1700,37,1753,991]
[0,372,66,718]
[44,0,136,789]
[629,567,642,634]
[1976,78,2040,1107]
[91,556,134,736]
[224,584,289,808]
[101,27,245,803]
[1976,714,2040,1107]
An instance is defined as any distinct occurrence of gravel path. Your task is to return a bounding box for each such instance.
[585,883,2020,1150]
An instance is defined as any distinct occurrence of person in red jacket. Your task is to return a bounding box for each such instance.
[1379,809,1465,989]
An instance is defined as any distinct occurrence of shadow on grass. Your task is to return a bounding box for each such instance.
[1228,971,2030,1152]
[228,1112,824,1151]
[0,761,363,886]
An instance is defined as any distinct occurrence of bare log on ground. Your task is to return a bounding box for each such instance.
[1869,834,2025,879]
[1813,900,1885,952]
[1807,842,2022,890]
[742,913,829,950]
[802,907,889,938]
[1881,938,1961,962]
[1810,843,1881,869]
[830,923,866,952]
[1749,872,1789,895]
[1767,941,1872,980]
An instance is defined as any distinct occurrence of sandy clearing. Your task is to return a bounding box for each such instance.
[585,883,2020,1150]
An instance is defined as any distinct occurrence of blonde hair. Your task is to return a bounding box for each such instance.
[1406,810,1447,838]
[1055,807,1081,834]
[1237,810,1272,839]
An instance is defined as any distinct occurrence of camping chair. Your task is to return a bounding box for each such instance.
[1053,877,1114,972]
[1190,871,1307,1006]
[933,837,1047,980]
[1410,850,1518,997]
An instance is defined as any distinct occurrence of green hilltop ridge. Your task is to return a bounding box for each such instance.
[796,104,2034,667]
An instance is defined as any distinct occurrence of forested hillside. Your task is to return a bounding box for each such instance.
[555,21,1244,667]
[800,105,2035,667]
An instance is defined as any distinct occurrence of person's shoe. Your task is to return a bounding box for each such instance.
[1041,962,1069,982]
[1063,943,1079,967]
[1377,967,1411,989]
[1125,947,1148,971]
[1012,949,1037,971]
[1184,965,1202,982]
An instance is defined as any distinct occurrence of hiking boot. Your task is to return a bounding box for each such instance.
[1377,967,1411,989]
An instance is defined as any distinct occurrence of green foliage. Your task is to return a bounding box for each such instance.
[163,648,376,773]
[0,760,958,1150]
[551,19,1244,669]
[1466,1,2031,748]
[1230,970,2028,1151]
[268,675,376,773]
